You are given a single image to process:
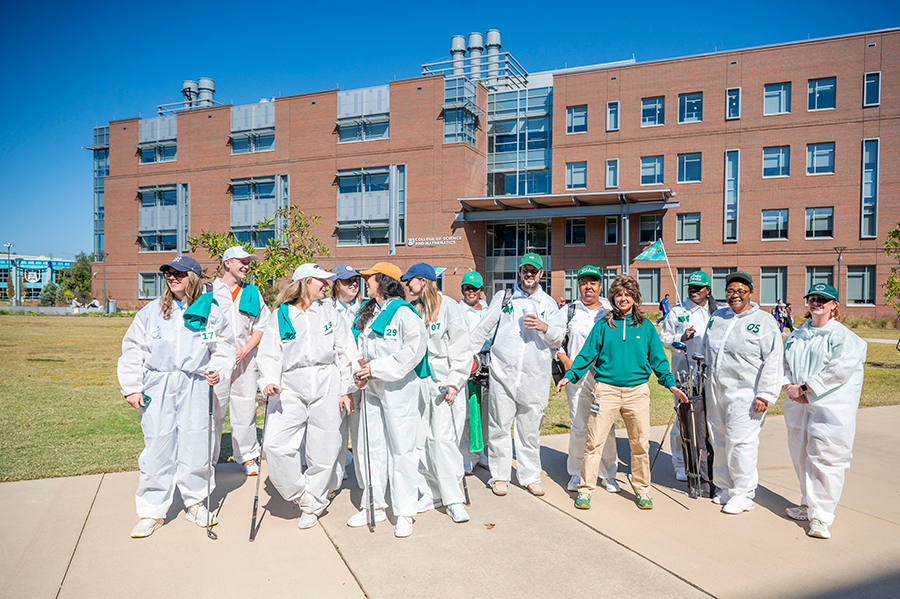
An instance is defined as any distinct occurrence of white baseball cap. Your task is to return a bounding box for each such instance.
[291,263,337,282]
[223,246,258,262]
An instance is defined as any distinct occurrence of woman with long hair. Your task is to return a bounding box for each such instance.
[782,284,866,539]
[402,263,471,524]
[256,263,358,529]
[557,275,686,511]
[118,256,235,538]
[349,263,427,538]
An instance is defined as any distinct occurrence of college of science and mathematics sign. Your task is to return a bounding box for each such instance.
[406,236,463,248]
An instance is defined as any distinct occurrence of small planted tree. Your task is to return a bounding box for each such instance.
[39,282,59,306]
[188,206,330,305]
[885,222,900,316]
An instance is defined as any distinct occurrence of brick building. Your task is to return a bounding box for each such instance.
[89,28,899,316]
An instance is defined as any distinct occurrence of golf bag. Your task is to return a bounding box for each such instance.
[678,390,715,499]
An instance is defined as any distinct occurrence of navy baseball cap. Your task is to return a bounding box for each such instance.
[333,264,361,280]
[160,256,202,277]
[401,262,437,281]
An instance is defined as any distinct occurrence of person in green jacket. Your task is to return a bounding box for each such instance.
[556,275,688,510]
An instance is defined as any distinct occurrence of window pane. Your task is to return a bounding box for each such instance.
[160,190,177,206]
[808,77,836,110]
[566,162,587,189]
[864,73,880,106]
[367,173,389,192]
[806,143,835,174]
[763,146,790,177]
[257,182,276,201]
[567,105,587,134]
[762,209,788,239]
[161,145,177,161]
[678,92,703,123]
[677,213,701,242]
[712,267,736,301]
[724,150,739,242]
[141,148,156,163]
[806,266,834,290]
[764,83,791,115]
[566,218,586,245]
[641,156,664,185]
[862,139,878,237]
[232,184,251,201]
[727,88,740,119]
[846,266,875,304]
[340,124,362,142]
[367,122,389,140]
[233,137,251,154]
[760,267,787,305]
[141,192,156,207]
[677,153,702,182]
[606,159,618,188]
[637,269,660,303]
[641,97,664,126]
[805,207,834,238]
[640,215,662,243]
[606,216,617,244]
[338,176,360,194]
[257,134,275,151]
[606,102,619,131]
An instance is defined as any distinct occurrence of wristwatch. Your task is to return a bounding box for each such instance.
[800,383,809,393]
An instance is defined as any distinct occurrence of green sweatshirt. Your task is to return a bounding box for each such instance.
[565,314,676,389]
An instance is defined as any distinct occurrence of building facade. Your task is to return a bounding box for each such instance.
[1,256,74,301]
[91,28,899,316]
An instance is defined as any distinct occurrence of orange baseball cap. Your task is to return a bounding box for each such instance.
[359,262,403,281]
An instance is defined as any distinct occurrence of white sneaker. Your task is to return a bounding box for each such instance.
[295,490,316,512]
[185,502,217,527]
[241,459,259,476]
[567,475,580,492]
[394,516,413,538]
[446,503,470,523]
[347,508,386,528]
[722,501,755,515]
[417,496,443,513]
[131,518,163,538]
[297,512,318,529]
[712,491,729,505]
[808,518,831,539]
[602,478,620,493]
[785,504,809,521]
[675,469,688,482]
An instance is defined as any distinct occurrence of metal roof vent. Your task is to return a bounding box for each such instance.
[450,35,466,76]
[181,80,199,109]
[468,32,484,80]
[197,78,216,108]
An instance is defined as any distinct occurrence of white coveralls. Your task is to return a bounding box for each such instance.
[256,300,358,516]
[703,303,784,509]
[659,299,713,470]
[782,320,866,526]
[470,285,566,486]
[564,300,617,481]
[417,293,471,506]
[210,280,271,464]
[459,298,489,469]
[356,299,427,518]
[117,299,236,519]
[333,297,361,489]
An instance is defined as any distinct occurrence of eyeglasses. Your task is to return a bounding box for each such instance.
[725,288,750,297]
[163,270,188,281]
[520,268,540,277]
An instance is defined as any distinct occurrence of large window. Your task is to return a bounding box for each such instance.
[806,266,834,290]
[724,150,739,242]
[761,209,789,240]
[139,272,166,299]
[764,82,791,115]
[340,120,389,143]
[336,165,405,247]
[726,88,741,119]
[763,146,790,178]
[846,266,876,305]
[606,159,619,188]
[638,269,660,303]
[233,131,275,153]
[864,72,881,107]
[641,155,664,185]
[712,267,736,301]
[444,109,475,145]
[564,269,579,302]
[678,92,703,123]
[138,187,178,252]
[566,105,587,134]
[605,216,618,245]
[640,215,662,244]
[231,178,284,248]
[565,218,586,245]
[231,101,276,153]
[807,142,835,175]
[641,96,665,127]
[677,153,701,183]
[676,213,701,243]
[606,101,619,131]
[862,139,879,237]
[140,143,176,164]
[808,77,836,111]
[760,267,787,305]
[805,207,834,239]
[677,267,702,299]
[566,162,587,190]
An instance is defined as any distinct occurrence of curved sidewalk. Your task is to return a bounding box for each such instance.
[1,406,898,599]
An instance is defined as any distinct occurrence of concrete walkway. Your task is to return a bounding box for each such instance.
[2,407,899,599]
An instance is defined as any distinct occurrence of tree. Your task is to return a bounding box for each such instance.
[188,206,330,305]
[56,253,93,296]
[884,221,900,316]
[39,282,59,306]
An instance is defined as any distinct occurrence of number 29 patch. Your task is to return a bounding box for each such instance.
[384,327,399,338]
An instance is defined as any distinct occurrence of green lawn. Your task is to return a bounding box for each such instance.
[0,315,898,481]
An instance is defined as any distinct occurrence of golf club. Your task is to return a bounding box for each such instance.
[649,406,678,473]
[249,391,272,542]
[440,386,470,506]
[358,359,376,531]
[206,381,218,540]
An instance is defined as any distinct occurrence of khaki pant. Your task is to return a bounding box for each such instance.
[578,382,651,496]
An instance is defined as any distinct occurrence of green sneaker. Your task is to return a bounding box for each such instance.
[635,494,654,510]
[575,492,591,510]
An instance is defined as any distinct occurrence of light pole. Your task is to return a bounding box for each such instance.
[95,251,108,313]
[834,246,846,305]
[4,243,12,306]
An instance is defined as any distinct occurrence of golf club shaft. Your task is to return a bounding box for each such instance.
[361,386,376,531]
[444,390,470,507]
[249,396,269,542]
[650,407,678,473]
[207,383,217,540]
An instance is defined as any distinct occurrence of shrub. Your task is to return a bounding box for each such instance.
[39,282,59,306]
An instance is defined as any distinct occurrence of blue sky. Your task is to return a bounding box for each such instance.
[0,1,897,259]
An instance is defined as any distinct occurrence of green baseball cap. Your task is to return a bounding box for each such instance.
[519,253,544,270]
[804,283,838,301]
[577,265,602,280]
[686,271,711,287]
[725,270,753,289]
[461,271,484,289]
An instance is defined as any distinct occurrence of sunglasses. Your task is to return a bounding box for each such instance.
[163,269,189,281]
[461,285,481,293]
[806,296,832,305]
[520,268,540,276]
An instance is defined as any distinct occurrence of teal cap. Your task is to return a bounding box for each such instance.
[577,265,602,280]
[686,271,711,287]
[519,253,544,270]
[462,271,484,289]
[804,283,838,301]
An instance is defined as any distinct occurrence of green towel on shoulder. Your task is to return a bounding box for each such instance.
[367,298,432,379]
[238,284,261,317]
[183,292,219,331]
[277,303,295,341]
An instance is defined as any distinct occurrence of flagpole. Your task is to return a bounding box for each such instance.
[660,240,681,306]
